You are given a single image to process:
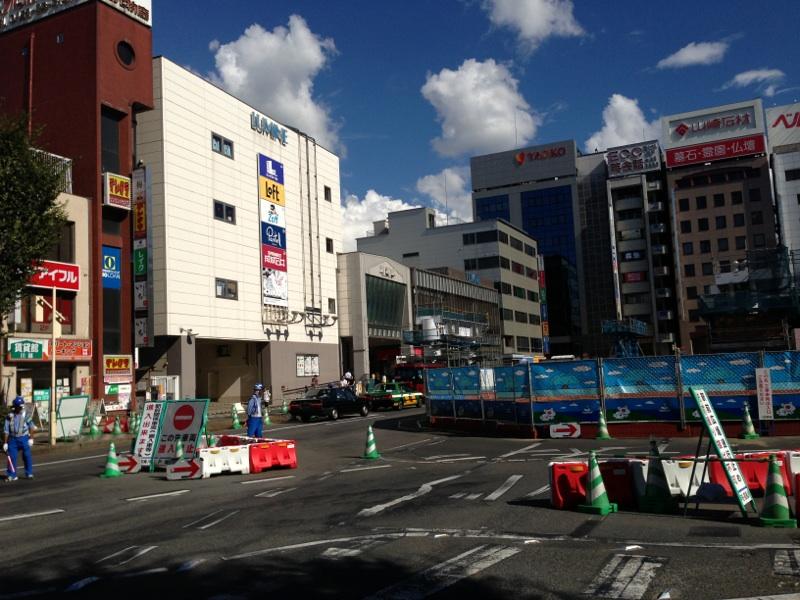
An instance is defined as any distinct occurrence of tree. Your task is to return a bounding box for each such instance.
[0,115,67,324]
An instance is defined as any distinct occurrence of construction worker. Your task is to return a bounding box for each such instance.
[3,396,36,481]
[247,383,264,438]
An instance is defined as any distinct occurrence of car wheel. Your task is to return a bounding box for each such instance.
[329,408,339,421]
[393,402,401,411]
[301,415,311,423]
[360,404,369,417]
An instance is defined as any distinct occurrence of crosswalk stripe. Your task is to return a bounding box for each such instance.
[365,544,520,599]
[484,475,523,501]
[465,493,482,500]
[774,549,800,576]
[322,539,385,559]
[525,484,550,498]
[584,554,665,599]
[256,487,296,498]
[449,492,466,499]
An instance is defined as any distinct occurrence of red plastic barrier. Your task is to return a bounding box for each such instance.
[706,459,734,498]
[741,452,792,495]
[249,443,276,473]
[549,462,588,510]
[599,459,637,510]
[796,474,800,518]
[270,440,298,469]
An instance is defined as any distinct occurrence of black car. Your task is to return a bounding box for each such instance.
[289,386,369,422]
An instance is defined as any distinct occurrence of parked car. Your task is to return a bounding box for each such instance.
[364,382,423,411]
[289,386,369,422]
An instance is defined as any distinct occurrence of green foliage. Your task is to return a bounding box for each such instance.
[0,115,67,323]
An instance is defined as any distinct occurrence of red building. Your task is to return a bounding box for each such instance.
[0,0,153,402]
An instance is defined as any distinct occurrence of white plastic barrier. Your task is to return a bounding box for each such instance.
[662,459,710,497]
[784,451,800,494]
[225,445,251,475]
[199,447,226,478]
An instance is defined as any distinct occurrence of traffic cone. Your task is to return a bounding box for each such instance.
[112,416,122,435]
[281,399,288,415]
[130,412,139,433]
[231,406,242,430]
[637,440,678,514]
[740,403,759,440]
[578,451,618,515]
[175,438,184,461]
[100,442,122,478]
[596,409,613,440]
[363,425,380,459]
[758,454,797,528]
[263,409,272,428]
[89,418,100,438]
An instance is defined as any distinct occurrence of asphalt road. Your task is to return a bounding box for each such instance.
[4,409,800,599]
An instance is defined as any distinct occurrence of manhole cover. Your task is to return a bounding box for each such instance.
[687,526,741,537]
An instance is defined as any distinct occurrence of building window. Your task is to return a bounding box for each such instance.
[510,237,523,251]
[515,311,527,323]
[684,264,695,277]
[786,169,800,182]
[502,308,513,321]
[495,282,512,295]
[713,193,725,207]
[689,309,700,323]
[733,213,745,227]
[116,40,135,67]
[215,278,238,300]
[683,242,694,256]
[463,233,476,245]
[527,290,539,302]
[503,336,514,348]
[513,286,525,299]
[731,191,743,205]
[701,262,713,276]
[402,252,419,258]
[751,211,763,225]
[428,214,435,228]
[476,230,499,243]
[324,185,332,202]
[679,198,689,212]
[326,238,334,253]
[212,133,234,159]
[735,236,747,250]
[213,200,236,224]
[696,196,707,210]
[500,256,510,270]
[530,314,541,325]
[512,261,525,274]
[715,215,726,229]
[680,220,692,234]
[525,267,538,279]
[698,218,709,231]
[475,195,510,221]
[700,240,711,254]
[477,256,500,269]
[496,231,508,244]
[797,194,800,206]
[101,106,122,174]
[524,243,536,257]
[328,298,336,314]
[719,260,731,273]
[717,238,729,252]
[516,336,530,352]
[46,221,75,263]
[532,338,544,352]
[753,233,766,248]
[686,286,698,300]
[749,188,761,202]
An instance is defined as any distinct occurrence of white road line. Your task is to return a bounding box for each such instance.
[525,484,551,498]
[0,509,64,523]
[322,539,386,559]
[37,454,107,467]
[425,453,470,460]
[183,510,224,529]
[497,442,541,459]
[384,438,433,452]
[358,474,464,517]
[584,554,665,599]
[436,456,486,463]
[198,510,240,530]
[465,493,482,500]
[365,544,521,599]
[774,549,800,576]
[341,464,393,473]
[721,594,800,600]
[484,475,523,501]
[126,490,189,502]
[115,546,157,567]
[240,475,296,485]
[256,487,296,498]
[96,546,137,564]
[449,492,466,499]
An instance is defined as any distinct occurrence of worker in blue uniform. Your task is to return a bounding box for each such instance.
[4,396,37,481]
[247,383,264,438]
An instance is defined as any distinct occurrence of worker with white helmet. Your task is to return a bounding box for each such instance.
[4,396,37,481]
[247,384,264,438]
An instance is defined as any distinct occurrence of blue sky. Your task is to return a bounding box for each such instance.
[152,0,799,247]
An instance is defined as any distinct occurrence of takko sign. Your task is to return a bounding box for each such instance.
[515,146,567,166]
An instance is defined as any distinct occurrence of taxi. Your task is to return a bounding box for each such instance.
[364,382,423,411]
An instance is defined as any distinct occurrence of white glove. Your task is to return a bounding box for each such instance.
[2,443,7,452]
[28,438,34,448]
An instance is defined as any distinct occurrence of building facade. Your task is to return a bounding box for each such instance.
[356,208,541,360]
[767,102,800,254]
[134,57,342,400]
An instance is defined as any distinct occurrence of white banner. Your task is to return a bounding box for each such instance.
[755,368,774,420]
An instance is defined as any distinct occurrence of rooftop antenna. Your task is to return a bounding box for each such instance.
[444,171,449,225]
[514,110,518,147]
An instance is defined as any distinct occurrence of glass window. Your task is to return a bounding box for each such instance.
[683,242,694,256]
[527,290,539,302]
[525,267,538,279]
[689,309,700,323]
[366,275,406,328]
[500,256,510,269]
[515,311,527,323]
[502,308,513,321]
[328,298,336,313]
[684,264,695,277]
[531,338,543,352]
[529,314,541,325]
[46,221,75,262]
[524,243,536,256]
[733,213,745,227]
[475,230,498,243]
[735,236,747,250]
[212,133,234,159]
[679,198,690,212]
[696,196,707,210]
[751,211,763,225]
[101,107,121,174]
[698,218,709,231]
[475,195,510,221]
[324,185,332,202]
[477,256,500,269]
[731,191,743,205]
[463,233,476,245]
[402,252,419,258]
[512,261,524,274]
[715,215,726,229]
[215,278,238,300]
[326,238,334,253]
[717,238,729,252]
[700,240,711,253]
[516,336,530,352]
[753,233,766,248]
[719,260,731,273]
[513,286,525,299]
[214,200,236,224]
[680,220,691,234]
[510,237,523,251]
[701,262,713,276]
[749,188,761,202]
[786,169,800,182]
[713,193,725,207]
[686,286,698,299]
[499,231,509,244]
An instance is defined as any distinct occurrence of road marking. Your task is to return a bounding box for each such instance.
[436,456,486,463]
[720,594,800,600]
[358,474,464,517]
[449,492,466,499]
[341,464,392,473]
[183,510,224,529]
[37,454,107,467]
[526,484,551,498]
[465,493,482,500]
[197,510,239,531]
[126,490,189,502]
[774,549,800,576]
[425,453,470,460]
[0,509,64,523]
[497,442,541,459]
[365,544,520,599]
[177,559,207,572]
[223,533,409,560]
[584,554,665,599]
[240,475,296,485]
[97,545,158,567]
[484,475,523,501]
[384,438,434,452]
[120,567,168,578]
[322,539,386,559]
[256,487,296,498]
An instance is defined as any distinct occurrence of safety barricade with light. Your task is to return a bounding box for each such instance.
[548,461,588,510]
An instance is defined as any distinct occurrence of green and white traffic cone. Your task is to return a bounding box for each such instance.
[596,408,613,440]
[100,442,122,478]
[637,440,678,514]
[363,425,381,460]
[89,418,100,438]
[175,438,184,461]
[112,416,122,435]
[758,454,796,528]
[741,403,760,440]
[263,409,272,428]
[281,399,288,415]
[231,405,242,430]
[578,451,618,515]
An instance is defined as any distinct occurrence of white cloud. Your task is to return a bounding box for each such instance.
[482,0,584,53]
[207,16,342,153]
[722,68,786,97]
[584,94,660,153]
[415,167,473,223]
[422,58,540,157]
[340,190,421,252]
[656,41,729,69]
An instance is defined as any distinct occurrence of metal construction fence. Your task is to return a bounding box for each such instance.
[425,351,800,427]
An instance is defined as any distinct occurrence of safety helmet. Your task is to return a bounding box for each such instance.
[254,383,264,391]
[12,396,24,408]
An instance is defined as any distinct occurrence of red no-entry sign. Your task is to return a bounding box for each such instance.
[174,404,195,431]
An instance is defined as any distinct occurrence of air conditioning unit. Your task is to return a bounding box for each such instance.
[653,266,670,277]
[651,245,667,255]
[657,310,674,320]
[655,288,672,299]
[647,201,664,212]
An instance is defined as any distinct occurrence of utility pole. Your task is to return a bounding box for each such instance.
[38,293,63,446]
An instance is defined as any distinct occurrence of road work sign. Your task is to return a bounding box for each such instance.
[132,399,209,468]
[550,423,580,438]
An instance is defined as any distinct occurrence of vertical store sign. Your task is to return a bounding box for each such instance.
[101,247,121,289]
[755,368,774,420]
[258,154,289,308]
[537,255,550,355]
[132,167,153,347]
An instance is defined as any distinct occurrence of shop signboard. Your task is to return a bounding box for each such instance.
[28,260,80,292]
[56,339,92,361]
[102,246,122,289]
[133,401,165,467]
[663,100,764,150]
[6,338,48,360]
[665,134,766,168]
[605,141,661,177]
[103,354,133,384]
[767,102,800,148]
[755,368,774,420]
[103,173,132,211]
[259,154,289,309]
[1,0,152,33]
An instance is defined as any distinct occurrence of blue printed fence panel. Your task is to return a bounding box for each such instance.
[490,367,518,422]
[531,360,600,398]
[534,399,600,424]
[680,353,758,392]
[603,356,680,422]
[759,353,800,419]
[684,393,756,422]
[451,366,482,419]
[426,368,454,418]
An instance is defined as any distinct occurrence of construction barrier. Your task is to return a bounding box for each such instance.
[199,447,226,478]
[598,459,637,510]
[787,452,800,494]
[250,440,298,472]
[662,458,711,498]
[739,452,792,495]
[549,461,587,510]
[226,445,251,475]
